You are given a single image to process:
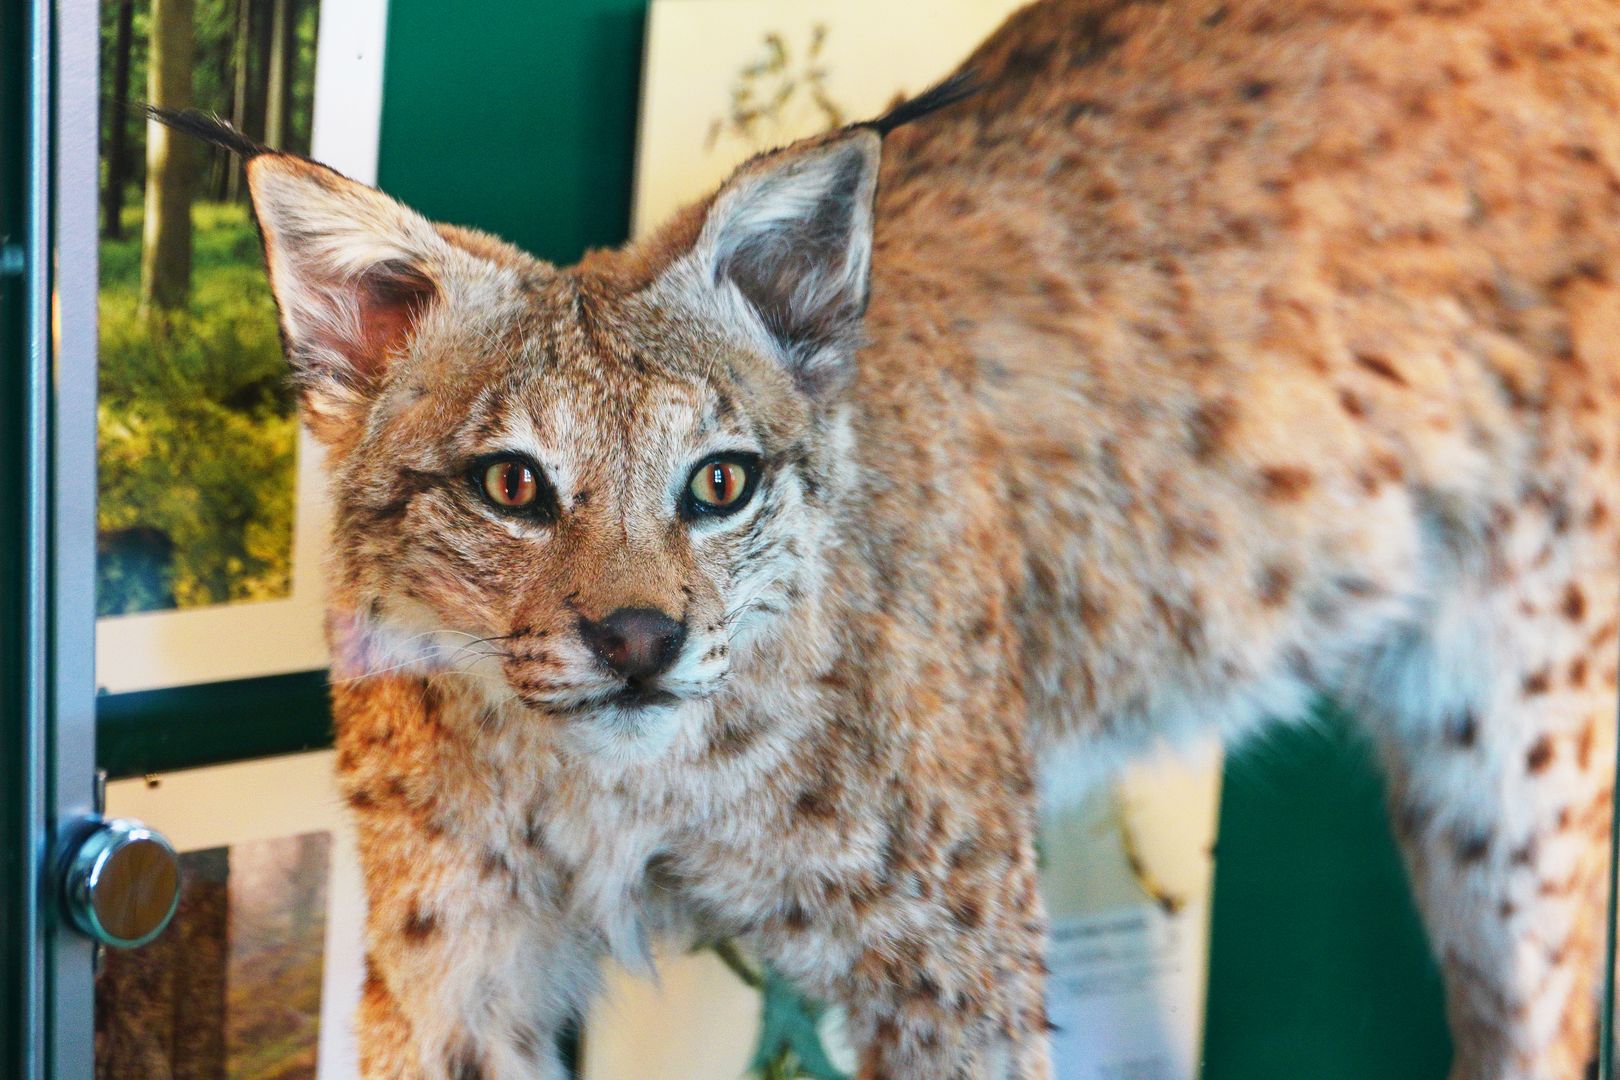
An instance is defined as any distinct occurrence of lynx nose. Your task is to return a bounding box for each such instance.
[578,607,687,681]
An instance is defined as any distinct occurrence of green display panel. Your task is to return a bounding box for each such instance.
[1204,709,1451,1078]
[378,0,650,265]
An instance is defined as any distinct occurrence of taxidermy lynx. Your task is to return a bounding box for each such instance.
[167,0,1620,1074]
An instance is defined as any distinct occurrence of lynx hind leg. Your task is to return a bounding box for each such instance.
[1362,543,1617,1079]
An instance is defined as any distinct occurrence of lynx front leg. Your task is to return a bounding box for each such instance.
[347,799,594,1080]
[1364,577,1617,1079]
[762,812,1052,1080]
[849,975,1054,1080]
[839,873,1053,1080]
[333,679,595,1080]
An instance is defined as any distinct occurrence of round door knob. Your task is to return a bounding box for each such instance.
[61,817,181,949]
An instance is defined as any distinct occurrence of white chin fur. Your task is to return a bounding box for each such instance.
[556,700,688,765]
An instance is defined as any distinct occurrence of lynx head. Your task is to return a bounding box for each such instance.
[236,123,883,758]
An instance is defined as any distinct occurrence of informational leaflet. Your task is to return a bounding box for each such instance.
[1047,902,1211,1080]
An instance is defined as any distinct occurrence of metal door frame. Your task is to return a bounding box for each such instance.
[2,2,100,1079]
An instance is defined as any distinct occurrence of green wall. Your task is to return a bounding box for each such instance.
[378,0,647,265]
[375,2,1452,1075]
[1204,711,1449,1079]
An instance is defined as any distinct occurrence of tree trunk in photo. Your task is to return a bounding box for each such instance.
[93,910,178,1080]
[246,0,272,142]
[284,0,314,156]
[170,848,229,1080]
[287,832,328,941]
[211,30,234,202]
[281,0,303,154]
[140,0,196,313]
[299,0,321,156]
[101,0,135,240]
[225,0,251,201]
[263,0,290,150]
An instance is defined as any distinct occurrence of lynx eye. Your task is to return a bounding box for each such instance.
[682,455,758,519]
[473,455,555,519]
[485,460,538,507]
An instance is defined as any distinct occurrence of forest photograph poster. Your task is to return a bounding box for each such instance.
[101,752,369,1079]
[97,0,320,618]
[93,833,332,1080]
[94,0,389,693]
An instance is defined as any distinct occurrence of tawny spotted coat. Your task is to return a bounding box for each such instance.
[189,0,1620,1075]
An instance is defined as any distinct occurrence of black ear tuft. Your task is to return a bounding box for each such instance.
[144,105,272,160]
[863,70,981,137]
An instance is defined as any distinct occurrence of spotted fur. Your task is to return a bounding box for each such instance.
[227,0,1620,1076]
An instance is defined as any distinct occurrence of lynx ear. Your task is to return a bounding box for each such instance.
[244,154,448,443]
[688,130,881,396]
